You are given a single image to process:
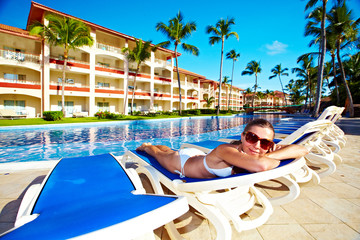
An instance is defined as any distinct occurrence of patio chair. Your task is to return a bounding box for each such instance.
[0,154,188,240]
[122,150,307,240]
[0,109,27,119]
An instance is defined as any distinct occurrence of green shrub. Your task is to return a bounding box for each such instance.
[43,111,63,121]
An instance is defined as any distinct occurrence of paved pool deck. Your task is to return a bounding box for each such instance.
[0,117,359,239]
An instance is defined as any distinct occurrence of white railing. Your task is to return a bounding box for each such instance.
[0,49,40,64]
[50,56,90,66]
[0,78,41,85]
[154,59,172,67]
[50,82,90,88]
[97,42,123,54]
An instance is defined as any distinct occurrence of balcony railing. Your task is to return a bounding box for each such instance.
[50,82,90,88]
[0,78,41,86]
[154,59,172,67]
[97,42,123,54]
[1,49,40,64]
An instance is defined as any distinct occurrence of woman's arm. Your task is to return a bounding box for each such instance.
[265,144,309,160]
[214,144,281,172]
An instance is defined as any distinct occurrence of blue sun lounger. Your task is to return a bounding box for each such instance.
[0,154,188,240]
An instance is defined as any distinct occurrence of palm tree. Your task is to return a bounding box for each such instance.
[122,39,158,115]
[156,11,199,115]
[206,18,239,115]
[327,2,360,117]
[29,14,93,116]
[203,96,215,108]
[326,30,341,105]
[242,61,262,107]
[269,64,289,106]
[305,0,328,117]
[226,49,240,110]
[292,55,314,110]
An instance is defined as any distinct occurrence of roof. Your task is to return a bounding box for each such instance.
[174,67,206,79]
[26,1,179,56]
[0,23,39,40]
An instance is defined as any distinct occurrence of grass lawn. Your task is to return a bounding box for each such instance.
[0,113,236,127]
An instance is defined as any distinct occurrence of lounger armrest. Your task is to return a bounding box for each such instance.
[15,184,42,227]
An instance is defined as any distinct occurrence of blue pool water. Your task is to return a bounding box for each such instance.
[0,114,287,163]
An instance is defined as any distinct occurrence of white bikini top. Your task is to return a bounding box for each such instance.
[203,156,233,177]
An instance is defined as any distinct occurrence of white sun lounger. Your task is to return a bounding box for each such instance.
[122,149,306,240]
[0,154,188,240]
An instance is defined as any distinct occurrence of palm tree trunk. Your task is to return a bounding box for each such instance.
[279,76,287,106]
[62,55,67,117]
[337,44,354,117]
[217,39,224,115]
[331,53,340,105]
[228,60,234,111]
[252,74,257,107]
[131,66,140,115]
[174,44,182,115]
[313,0,327,117]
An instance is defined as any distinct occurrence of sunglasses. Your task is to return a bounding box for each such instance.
[244,131,274,150]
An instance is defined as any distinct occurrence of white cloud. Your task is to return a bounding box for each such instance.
[265,40,288,55]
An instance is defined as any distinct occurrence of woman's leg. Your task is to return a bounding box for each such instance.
[136,143,180,172]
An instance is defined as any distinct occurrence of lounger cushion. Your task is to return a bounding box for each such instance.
[1,154,178,239]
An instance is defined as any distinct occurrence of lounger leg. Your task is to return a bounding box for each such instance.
[268,176,300,206]
[186,196,232,240]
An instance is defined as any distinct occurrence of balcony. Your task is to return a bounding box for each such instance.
[154,59,172,67]
[50,57,90,70]
[0,78,41,89]
[49,82,90,92]
[0,49,40,65]
[97,42,123,55]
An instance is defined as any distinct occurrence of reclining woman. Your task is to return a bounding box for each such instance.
[136,119,309,179]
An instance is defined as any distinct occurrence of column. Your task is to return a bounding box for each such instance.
[123,40,129,115]
[42,18,50,114]
[88,30,96,116]
[150,51,155,111]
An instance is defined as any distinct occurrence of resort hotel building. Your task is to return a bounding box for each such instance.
[0,2,288,118]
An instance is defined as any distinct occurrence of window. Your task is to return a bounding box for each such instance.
[4,73,26,82]
[58,101,74,114]
[4,100,25,115]
[97,82,110,88]
[97,62,110,67]
[58,78,74,84]
[97,102,110,112]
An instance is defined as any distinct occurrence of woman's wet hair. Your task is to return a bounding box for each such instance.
[243,118,275,138]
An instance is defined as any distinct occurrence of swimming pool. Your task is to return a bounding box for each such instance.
[0,114,287,163]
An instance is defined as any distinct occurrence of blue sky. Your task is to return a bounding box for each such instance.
[0,0,359,92]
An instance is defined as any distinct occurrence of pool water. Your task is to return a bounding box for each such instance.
[0,114,286,163]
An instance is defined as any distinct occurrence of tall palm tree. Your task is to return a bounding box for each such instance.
[242,61,262,107]
[327,2,360,117]
[122,39,158,115]
[269,64,289,106]
[292,54,314,109]
[30,14,93,116]
[156,11,199,115]
[206,18,239,115]
[326,30,341,105]
[305,0,328,117]
[226,49,240,111]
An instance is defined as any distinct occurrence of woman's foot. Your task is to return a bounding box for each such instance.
[136,142,152,151]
